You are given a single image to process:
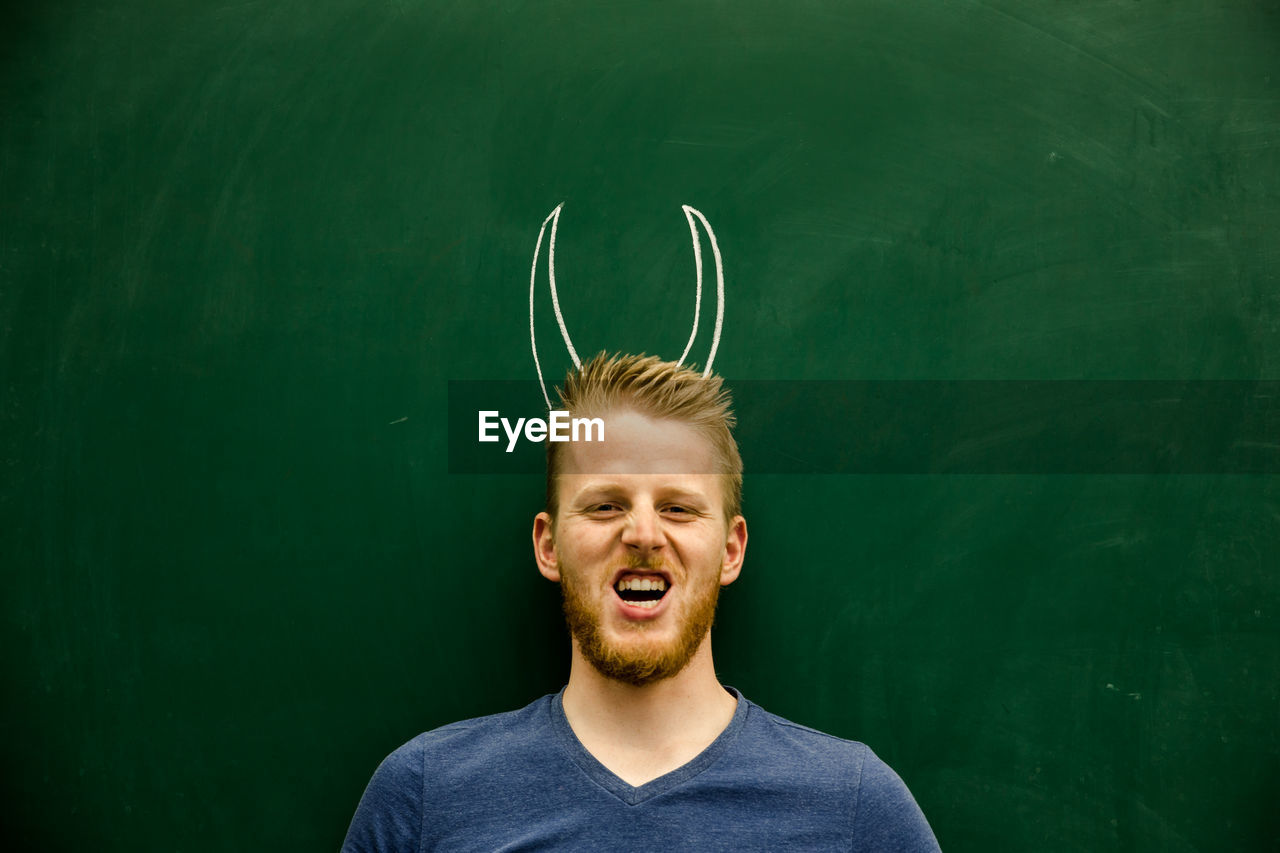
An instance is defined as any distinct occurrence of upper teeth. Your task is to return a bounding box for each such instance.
[616,577,667,592]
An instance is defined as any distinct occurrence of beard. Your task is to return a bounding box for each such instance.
[559,556,720,687]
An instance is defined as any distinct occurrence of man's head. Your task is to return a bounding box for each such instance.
[544,353,742,523]
[532,353,747,687]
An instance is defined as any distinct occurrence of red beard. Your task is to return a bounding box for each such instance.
[559,555,720,686]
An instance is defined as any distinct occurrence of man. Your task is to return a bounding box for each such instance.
[343,354,941,851]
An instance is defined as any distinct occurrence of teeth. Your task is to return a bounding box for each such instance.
[629,599,660,608]
[615,577,668,592]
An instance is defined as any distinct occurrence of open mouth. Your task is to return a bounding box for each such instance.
[614,574,670,610]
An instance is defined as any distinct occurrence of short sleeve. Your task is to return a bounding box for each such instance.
[851,748,942,852]
[342,739,424,853]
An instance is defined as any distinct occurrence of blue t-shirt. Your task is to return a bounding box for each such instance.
[343,687,941,852]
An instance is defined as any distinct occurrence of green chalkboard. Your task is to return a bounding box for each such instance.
[3,1,1277,850]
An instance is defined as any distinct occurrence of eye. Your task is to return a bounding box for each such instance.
[662,504,700,519]
[586,502,623,515]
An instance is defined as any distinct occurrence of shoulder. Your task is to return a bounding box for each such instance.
[373,698,546,778]
[741,701,941,852]
[342,695,556,853]
[411,698,545,750]
[743,700,876,778]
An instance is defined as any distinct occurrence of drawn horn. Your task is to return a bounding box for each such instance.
[529,203,726,410]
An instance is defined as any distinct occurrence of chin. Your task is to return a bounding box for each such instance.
[588,647,690,686]
[581,622,708,686]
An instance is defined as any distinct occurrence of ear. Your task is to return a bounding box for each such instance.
[719,515,748,586]
[532,511,561,582]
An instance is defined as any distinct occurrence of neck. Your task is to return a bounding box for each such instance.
[560,635,738,755]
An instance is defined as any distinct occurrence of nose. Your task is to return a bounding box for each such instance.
[620,504,665,556]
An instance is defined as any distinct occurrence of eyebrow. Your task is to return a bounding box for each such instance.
[654,487,710,505]
[568,483,712,506]
[571,482,625,498]
[564,484,625,508]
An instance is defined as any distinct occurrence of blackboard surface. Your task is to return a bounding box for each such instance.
[3,1,1277,850]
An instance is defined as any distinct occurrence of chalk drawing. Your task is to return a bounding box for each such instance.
[529,204,725,410]
[679,205,725,379]
[529,203,575,410]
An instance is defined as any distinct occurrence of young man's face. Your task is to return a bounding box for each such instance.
[533,409,747,686]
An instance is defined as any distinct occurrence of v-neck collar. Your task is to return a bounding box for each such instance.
[549,685,749,806]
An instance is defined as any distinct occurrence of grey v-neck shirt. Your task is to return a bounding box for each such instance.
[342,687,941,852]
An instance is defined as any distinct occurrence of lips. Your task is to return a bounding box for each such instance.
[611,568,673,620]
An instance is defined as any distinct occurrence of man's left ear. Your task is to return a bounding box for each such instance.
[720,515,748,586]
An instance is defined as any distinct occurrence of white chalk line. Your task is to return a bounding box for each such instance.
[679,204,724,378]
[676,205,703,369]
[547,205,581,371]
[529,203,561,410]
[529,203,726,409]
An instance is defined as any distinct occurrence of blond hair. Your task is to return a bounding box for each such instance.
[546,352,742,521]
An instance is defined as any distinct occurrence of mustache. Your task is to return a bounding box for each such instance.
[621,553,672,573]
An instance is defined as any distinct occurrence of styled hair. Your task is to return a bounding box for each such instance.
[545,352,742,521]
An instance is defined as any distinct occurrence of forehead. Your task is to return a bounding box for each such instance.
[559,409,719,478]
